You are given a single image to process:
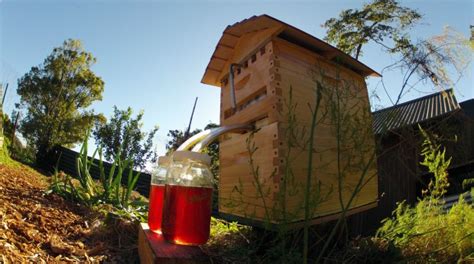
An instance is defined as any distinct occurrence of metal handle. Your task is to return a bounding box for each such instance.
[229,63,240,111]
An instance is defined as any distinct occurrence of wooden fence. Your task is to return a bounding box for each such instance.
[49,146,152,198]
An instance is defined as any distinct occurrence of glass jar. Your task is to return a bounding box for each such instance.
[162,151,213,246]
[147,156,170,234]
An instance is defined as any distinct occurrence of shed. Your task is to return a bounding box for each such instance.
[348,90,474,235]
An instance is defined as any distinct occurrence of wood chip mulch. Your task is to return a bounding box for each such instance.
[0,163,139,263]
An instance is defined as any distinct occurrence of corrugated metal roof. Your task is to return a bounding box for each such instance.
[372,89,460,135]
[442,192,472,212]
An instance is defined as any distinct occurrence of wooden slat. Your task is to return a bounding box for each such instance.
[219,33,239,48]
[213,45,233,61]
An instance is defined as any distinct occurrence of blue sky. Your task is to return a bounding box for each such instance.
[1,0,472,157]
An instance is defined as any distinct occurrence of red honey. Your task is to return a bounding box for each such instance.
[147,184,165,233]
[162,185,213,245]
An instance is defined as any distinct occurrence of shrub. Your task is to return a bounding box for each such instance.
[376,127,474,263]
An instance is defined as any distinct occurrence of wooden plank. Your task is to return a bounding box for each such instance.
[221,95,280,126]
[290,201,378,229]
[219,122,280,221]
[208,57,226,73]
[138,223,210,264]
[275,114,377,221]
[219,33,239,49]
[217,201,378,229]
[273,38,367,81]
[257,128,377,222]
[214,45,233,61]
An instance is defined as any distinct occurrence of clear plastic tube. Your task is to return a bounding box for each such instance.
[191,124,253,152]
[176,129,216,151]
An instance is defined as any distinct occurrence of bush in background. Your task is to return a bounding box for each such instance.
[93,106,158,171]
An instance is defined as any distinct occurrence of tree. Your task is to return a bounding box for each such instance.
[323,0,471,105]
[392,27,471,103]
[17,39,104,166]
[323,0,421,60]
[470,25,474,49]
[93,106,158,171]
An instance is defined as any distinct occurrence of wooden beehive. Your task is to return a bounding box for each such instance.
[202,15,380,227]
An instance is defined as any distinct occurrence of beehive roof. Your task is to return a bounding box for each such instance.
[202,14,381,87]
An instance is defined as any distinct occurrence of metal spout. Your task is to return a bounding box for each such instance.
[191,123,254,152]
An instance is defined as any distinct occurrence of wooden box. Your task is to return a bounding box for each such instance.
[202,15,380,227]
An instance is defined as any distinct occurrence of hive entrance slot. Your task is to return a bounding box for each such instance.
[224,86,268,119]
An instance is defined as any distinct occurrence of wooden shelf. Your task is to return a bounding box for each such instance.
[138,223,210,264]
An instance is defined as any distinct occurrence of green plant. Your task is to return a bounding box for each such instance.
[49,131,146,221]
[419,126,451,199]
[204,218,254,263]
[376,127,474,262]
[302,81,322,264]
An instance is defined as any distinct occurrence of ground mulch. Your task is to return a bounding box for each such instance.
[0,163,139,263]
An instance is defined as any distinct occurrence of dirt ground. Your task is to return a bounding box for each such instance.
[0,163,139,263]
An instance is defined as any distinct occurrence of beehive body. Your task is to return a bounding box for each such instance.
[199,15,379,226]
[217,37,378,225]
